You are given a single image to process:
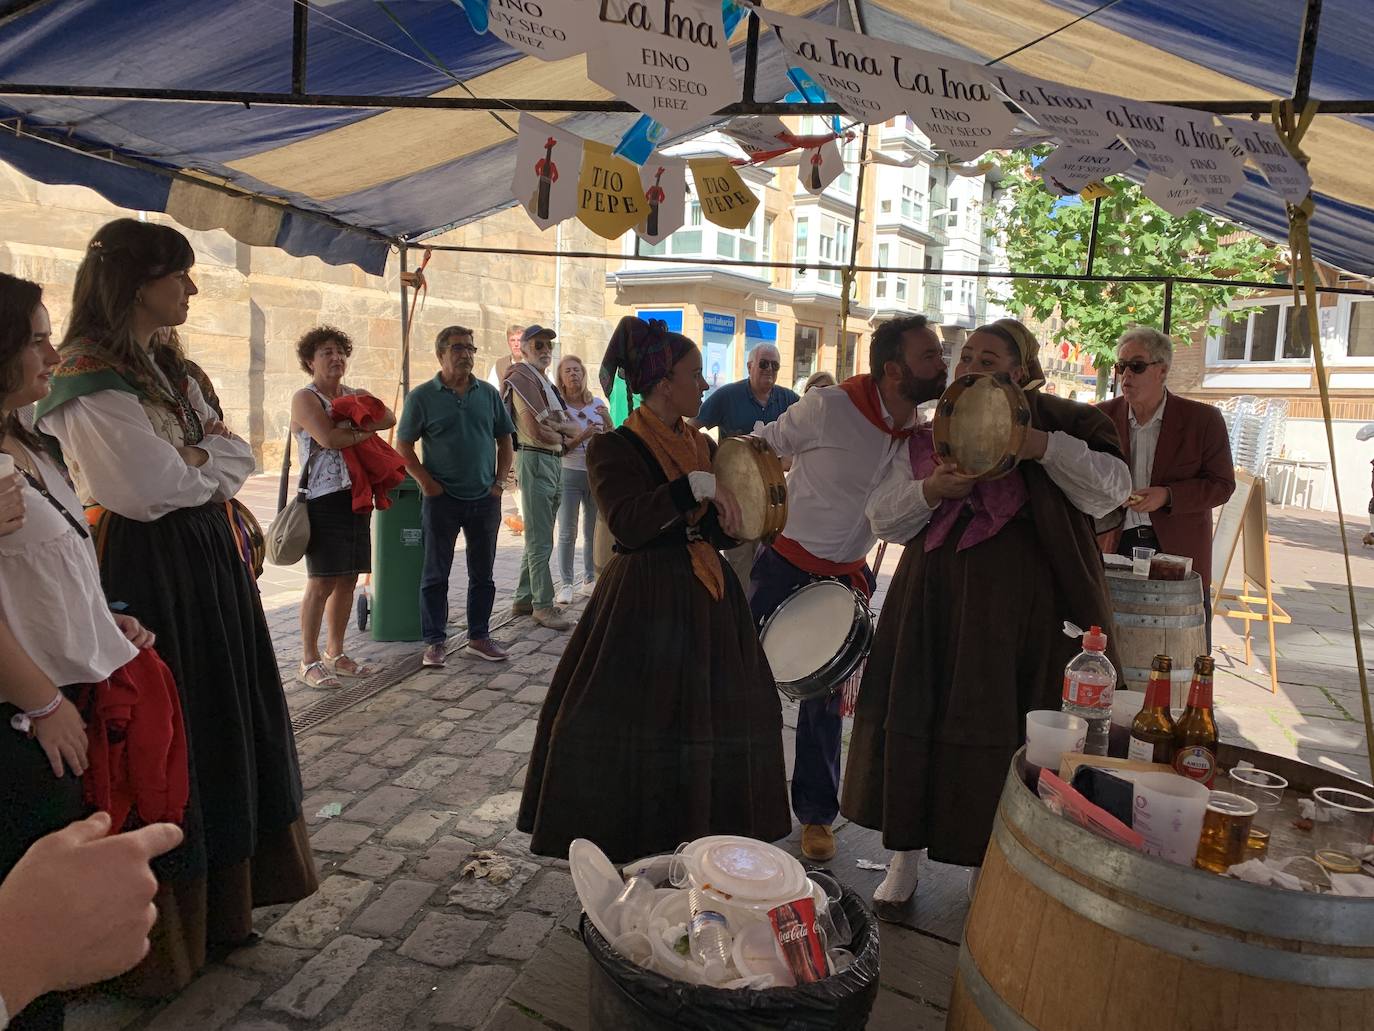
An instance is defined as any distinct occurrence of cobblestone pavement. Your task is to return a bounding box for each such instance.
[65,486,1374,1029]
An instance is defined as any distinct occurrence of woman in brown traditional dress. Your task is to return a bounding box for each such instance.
[842,319,1130,907]
[518,316,790,863]
[34,219,316,994]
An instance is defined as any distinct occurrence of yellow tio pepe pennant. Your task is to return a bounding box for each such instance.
[689,157,759,230]
[576,141,644,240]
[1080,179,1115,201]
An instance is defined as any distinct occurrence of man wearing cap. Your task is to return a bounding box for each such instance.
[504,325,574,630]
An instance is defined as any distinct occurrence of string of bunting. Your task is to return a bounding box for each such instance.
[495,2,1323,241]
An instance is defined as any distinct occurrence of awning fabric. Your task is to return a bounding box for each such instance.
[0,0,1369,276]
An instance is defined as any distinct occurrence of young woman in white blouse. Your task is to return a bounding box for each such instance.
[553,354,610,604]
[34,220,317,997]
[0,273,165,1030]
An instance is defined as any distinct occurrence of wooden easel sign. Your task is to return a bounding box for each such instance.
[1212,469,1292,693]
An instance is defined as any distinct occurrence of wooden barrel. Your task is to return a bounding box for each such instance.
[947,746,1374,1030]
[1106,569,1207,710]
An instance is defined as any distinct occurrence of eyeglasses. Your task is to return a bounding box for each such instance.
[447,344,477,356]
[530,340,554,352]
[754,359,780,371]
[1114,359,1163,376]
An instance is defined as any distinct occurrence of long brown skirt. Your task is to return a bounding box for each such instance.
[518,544,791,864]
[842,515,1071,867]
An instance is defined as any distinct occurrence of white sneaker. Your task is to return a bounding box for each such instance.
[556,584,574,605]
[578,577,597,597]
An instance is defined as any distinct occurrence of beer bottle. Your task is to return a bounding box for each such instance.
[1172,655,1220,787]
[1128,654,1177,764]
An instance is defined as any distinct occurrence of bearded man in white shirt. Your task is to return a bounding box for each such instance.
[747,315,948,863]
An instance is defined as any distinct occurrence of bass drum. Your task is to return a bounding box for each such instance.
[759,579,873,702]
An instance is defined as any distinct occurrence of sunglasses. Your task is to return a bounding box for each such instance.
[1114,359,1163,376]
[529,340,554,352]
[755,359,780,371]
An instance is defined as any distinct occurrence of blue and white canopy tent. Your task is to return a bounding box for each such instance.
[0,0,1370,758]
[0,0,1372,275]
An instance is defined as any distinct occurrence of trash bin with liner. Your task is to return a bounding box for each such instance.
[369,476,424,641]
[580,883,880,1030]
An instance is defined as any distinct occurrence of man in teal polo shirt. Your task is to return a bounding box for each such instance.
[397,325,515,667]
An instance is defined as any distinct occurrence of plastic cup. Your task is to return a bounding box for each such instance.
[1132,772,1211,865]
[606,875,656,938]
[1025,710,1088,771]
[1132,546,1156,577]
[1194,791,1258,874]
[1227,767,1288,860]
[1313,787,1374,874]
[610,930,654,967]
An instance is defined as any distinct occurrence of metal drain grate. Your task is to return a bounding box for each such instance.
[290,610,519,735]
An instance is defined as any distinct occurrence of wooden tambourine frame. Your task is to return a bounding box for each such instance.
[1212,468,1291,693]
[932,372,1031,480]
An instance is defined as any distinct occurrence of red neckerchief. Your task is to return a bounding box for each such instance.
[837,374,913,440]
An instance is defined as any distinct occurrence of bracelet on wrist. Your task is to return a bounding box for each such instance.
[26,693,63,721]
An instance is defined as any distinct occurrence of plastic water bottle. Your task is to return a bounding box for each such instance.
[1061,625,1116,756]
[687,888,733,984]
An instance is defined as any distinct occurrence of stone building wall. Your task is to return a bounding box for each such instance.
[0,168,613,469]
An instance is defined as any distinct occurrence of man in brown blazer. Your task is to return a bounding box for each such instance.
[1098,326,1236,647]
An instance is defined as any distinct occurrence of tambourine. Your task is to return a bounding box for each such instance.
[931,372,1031,480]
[713,437,787,543]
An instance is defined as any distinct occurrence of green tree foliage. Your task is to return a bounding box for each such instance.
[991,148,1279,390]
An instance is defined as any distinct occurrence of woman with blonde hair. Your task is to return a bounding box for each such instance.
[553,353,610,603]
[802,369,836,393]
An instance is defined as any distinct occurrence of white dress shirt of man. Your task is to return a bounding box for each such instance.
[746,315,948,865]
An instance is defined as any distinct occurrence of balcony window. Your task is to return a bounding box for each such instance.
[794,325,820,390]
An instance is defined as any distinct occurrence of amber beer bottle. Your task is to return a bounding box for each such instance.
[1128,655,1177,764]
[1172,655,1219,787]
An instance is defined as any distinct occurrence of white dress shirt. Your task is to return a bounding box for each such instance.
[0,446,138,685]
[753,384,914,564]
[1123,392,1166,531]
[38,379,255,521]
[867,428,1131,543]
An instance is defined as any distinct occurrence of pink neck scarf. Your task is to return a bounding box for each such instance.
[910,428,1029,553]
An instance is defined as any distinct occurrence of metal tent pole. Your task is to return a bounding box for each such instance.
[398,243,411,397]
[1085,196,1104,276]
[291,1,309,96]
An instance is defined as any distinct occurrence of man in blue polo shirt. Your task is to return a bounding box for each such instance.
[691,341,800,584]
[397,325,516,667]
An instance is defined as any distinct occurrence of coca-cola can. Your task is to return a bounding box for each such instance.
[768,895,828,984]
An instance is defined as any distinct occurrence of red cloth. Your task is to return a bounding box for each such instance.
[837,374,914,442]
[331,394,407,513]
[771,534,871,599]
[78,647,188,831]
[1096,392,1236,593]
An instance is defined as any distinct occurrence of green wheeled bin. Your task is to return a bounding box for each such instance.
[370,476,425,642]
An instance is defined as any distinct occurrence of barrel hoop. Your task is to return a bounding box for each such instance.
[993,815,1374,987]
[1110,612,1205,629]
[1000,767,1374,949]
[955,944,1037,1031]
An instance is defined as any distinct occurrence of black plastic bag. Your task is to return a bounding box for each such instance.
[580,886,880,1030]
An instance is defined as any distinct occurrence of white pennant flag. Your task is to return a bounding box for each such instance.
[587,0,737,132]
[510,114,583,230]
[722,116,792,159]
[890,54,1023,159]
[1171,113,1250,207]
[1099,98,1192,179]
[1220,117,1313,204]
[1038,140,1137,196]
[762,9,907,124]
[799,139,844,194]
[635,156,688,245]
[1142,172,1203,216]
[986,70,1121,151]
